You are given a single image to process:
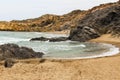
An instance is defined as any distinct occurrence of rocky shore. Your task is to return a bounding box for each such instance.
[0,43,44,60]
[27,1,120,42]
[30,37,68,42]
[30,26,100,42]
[0,1,120,80]
[0,34,120,80]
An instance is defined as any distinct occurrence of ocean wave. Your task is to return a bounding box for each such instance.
[0,36,29,44]
[43,43,119,59]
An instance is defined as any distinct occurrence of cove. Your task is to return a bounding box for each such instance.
[0,31,119,59]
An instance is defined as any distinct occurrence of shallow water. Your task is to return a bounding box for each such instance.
[0,31,119,59]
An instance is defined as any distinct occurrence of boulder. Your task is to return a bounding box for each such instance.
[0,43,44,60]
[30,37,49,41]
[49,37,68,42]
[68,26,100,41]
[4,58,15,68]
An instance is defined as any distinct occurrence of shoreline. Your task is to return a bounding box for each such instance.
[43,43,119,60]
[0,34,120,80]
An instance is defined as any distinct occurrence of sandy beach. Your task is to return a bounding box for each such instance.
[0,34,120,80]
[46,30,70,35]
[0,0,119,80]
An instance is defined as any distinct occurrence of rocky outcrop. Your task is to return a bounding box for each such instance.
[0,43,44,60]
[69,26,100,41]
[69,2,120,41]
[31,26,100,41]
[30,2,120,42]
[77,3,120,34]
[49,37,68,42]
[30,37,49,41]
[30,37,68,42]
[0,1,119,33]
[0,1,119,42]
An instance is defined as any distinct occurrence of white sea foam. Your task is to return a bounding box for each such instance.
[44,43,119,59]
[0,36,29,44]
[70,44,86,48]
[72,44,119,59]
[0,31,119,60]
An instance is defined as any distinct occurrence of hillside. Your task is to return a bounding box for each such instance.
[0,1,119,33]
[69,1,120,41]
[0,10,84,32]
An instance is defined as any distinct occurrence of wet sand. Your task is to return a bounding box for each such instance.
[0,34,120,80]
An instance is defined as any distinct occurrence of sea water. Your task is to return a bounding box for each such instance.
[0,31,119,59]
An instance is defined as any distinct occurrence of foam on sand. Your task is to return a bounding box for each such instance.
[44,43,119,59]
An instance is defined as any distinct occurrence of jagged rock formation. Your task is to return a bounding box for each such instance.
[78,3,120,33]
[0,43,44,60]
[69,26,100,41]
[69,2,120,41]
[0,2,118,32]
[30,37,49,41]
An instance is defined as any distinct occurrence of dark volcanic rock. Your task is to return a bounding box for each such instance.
[69,3,120,41]
[30,37,68,42]
[49,37,68,42]
[30,37,49,41]
[77,4,120,34]
[111,26,120,37]
[69,26,100,41]
[0,43,44,60]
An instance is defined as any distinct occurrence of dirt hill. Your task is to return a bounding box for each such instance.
[0,10,84,32]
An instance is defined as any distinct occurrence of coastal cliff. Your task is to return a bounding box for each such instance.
[0,1,119,32]
[0,1,120,80]
[0,1,120,42]
[69,2,120,41]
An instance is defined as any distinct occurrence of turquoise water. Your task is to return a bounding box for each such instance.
[0,31,119,59]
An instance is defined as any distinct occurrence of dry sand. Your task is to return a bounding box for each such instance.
[0,34,120,80]
[46,30,70,35]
